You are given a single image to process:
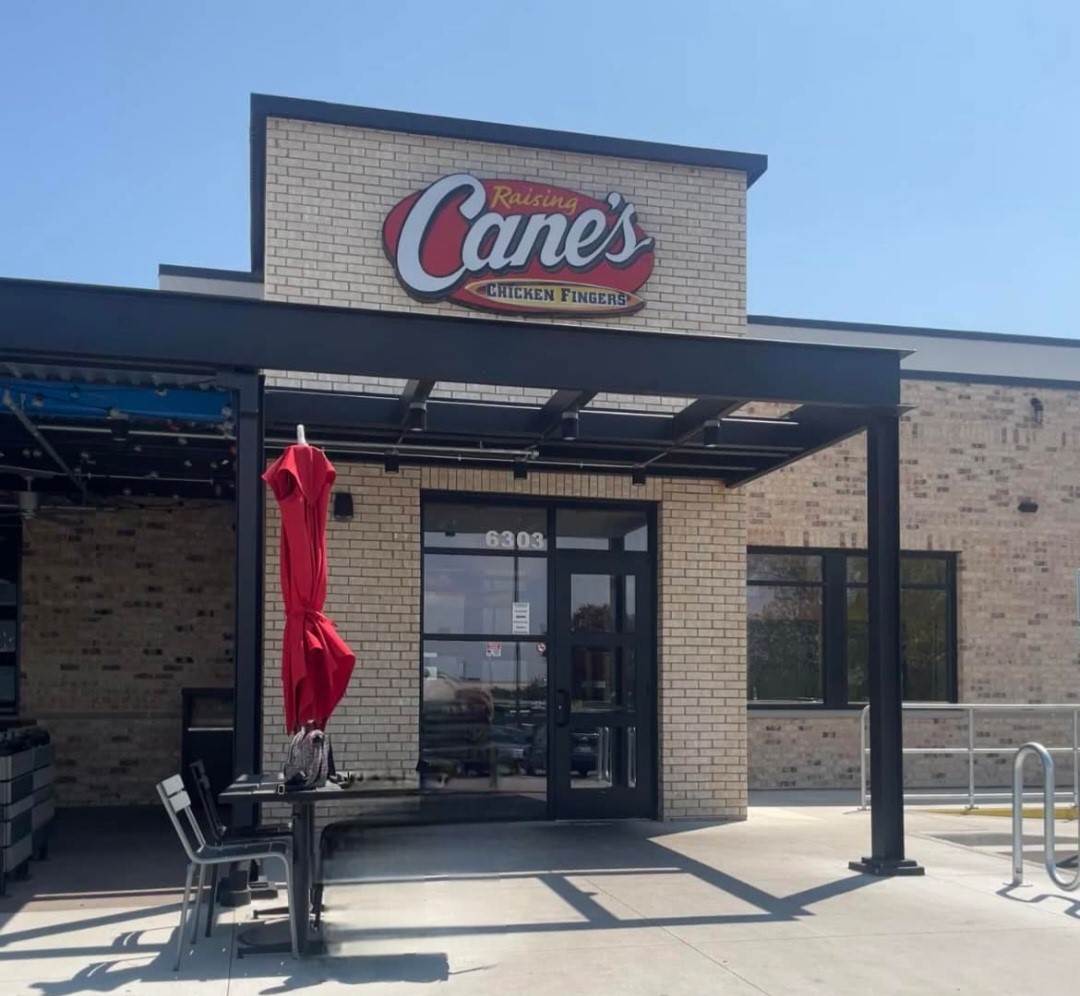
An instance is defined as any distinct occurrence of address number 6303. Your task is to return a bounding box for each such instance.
[485,529,546,550]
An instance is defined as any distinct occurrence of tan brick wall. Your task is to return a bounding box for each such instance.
[746,379,1080,790]
[19,505,235,805]
[260,116,747,409]
[262,118,746,335]
[262,464,747,820]
[751,710,1080,793]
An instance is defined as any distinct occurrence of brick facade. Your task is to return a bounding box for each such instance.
[18,505,235,805]
[746,378,1080,790]
[262,117,746,336]
[261,116,747,411]
[262,465,747,821]
[258,115,751,819]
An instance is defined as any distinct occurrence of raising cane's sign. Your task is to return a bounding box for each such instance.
[382,173,655,317]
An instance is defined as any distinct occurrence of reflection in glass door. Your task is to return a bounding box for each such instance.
[419,502,550,820]
[553,550,654,818]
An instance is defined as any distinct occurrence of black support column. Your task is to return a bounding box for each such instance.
[223,371,265,831]
[850,411,923,876]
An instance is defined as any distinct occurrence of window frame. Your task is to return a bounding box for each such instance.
[748,545,958,710]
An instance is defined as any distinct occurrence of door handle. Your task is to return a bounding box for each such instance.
[556,690,570,727]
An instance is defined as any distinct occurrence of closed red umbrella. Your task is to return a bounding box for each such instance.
[263,435,355,732]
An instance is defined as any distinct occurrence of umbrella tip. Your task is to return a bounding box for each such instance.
[296,424,307,446]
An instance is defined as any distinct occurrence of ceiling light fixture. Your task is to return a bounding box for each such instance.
[560,410,580,441]
[703,419,721,448]
[404,402,427,432]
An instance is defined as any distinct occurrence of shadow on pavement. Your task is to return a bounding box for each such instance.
[9,817,887,993]
[321,819,887,943]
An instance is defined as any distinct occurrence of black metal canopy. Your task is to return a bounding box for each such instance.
[0,277,905,492]
[264,389,877,486]
[0,278,902,406]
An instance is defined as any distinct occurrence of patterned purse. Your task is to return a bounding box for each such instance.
[281,725,330,792]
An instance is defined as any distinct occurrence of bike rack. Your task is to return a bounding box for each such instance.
[1011,742,1080,890]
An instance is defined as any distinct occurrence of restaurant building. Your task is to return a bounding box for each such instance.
[0,94,1076,856]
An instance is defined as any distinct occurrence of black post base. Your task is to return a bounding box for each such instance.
[237,918,323,958]
[217,863,253,907]
[848,856,925,877]
[250,878,282,900]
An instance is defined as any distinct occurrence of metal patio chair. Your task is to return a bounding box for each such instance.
[188,759,293,937]
[156,774,298,970]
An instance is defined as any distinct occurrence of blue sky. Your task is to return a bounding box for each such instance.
[2,1,1077,336]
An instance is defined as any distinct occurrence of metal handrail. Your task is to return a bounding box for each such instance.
[1011,742,1080,890]
[859,703,1080,809]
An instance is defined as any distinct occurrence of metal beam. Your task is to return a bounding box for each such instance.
[260,446,766,483]
[670,398,744,440]
[849,412,923,877]
[266,390,858,450]
[537,389,597,436]
[269,389,658,442]
[0,277,904,408]
[725,405,878,487]
[2,391,88,501]
[639,397,744,470]
[398,378,434,415]
[220,372,264,831]
[264,389,882,484]
[0,476,233,501]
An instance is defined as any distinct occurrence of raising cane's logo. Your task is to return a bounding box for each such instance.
[382,173,655,317]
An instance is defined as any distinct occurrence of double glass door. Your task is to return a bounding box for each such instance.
[553,551,653,818]
[420,500,655,821]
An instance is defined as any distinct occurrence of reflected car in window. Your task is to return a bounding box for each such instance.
[524,727,598,778]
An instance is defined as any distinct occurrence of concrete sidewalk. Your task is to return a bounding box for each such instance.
[1,801,1078,994]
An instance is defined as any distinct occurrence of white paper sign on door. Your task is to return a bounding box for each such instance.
[512,601,530,635]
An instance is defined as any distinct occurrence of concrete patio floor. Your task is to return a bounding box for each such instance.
[2,796,1079,995]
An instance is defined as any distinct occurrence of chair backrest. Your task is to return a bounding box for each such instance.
[189,759,226,845]
[156,774,207,862]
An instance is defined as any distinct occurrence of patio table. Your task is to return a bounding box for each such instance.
[220,771,421,955]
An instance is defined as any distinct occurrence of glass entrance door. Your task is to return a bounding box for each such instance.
[420,498,656,822]
[552,550,654,818]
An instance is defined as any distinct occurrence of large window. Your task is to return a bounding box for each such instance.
[0,524,19,715]
[747,553,824,704]
[748,548,956,708]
